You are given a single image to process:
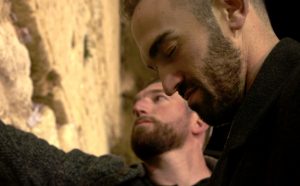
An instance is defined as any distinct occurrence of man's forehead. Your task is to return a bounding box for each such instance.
[131,0,172,62]
[134,83,162,99]
[138,83,163,95]
[131,0,191,68]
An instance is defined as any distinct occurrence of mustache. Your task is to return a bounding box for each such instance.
[177,77,208,98]
[134,116,159,125]
[177,79,199,98]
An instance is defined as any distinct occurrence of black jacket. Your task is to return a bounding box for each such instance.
[0,119,217,186]
[209,38,300,186]
[0,120,143,186]
[120,156,217,186]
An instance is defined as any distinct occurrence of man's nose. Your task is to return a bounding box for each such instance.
[160,72,183,96]
[132,98,151,117]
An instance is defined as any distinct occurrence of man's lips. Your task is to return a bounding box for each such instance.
[134,119,153,126]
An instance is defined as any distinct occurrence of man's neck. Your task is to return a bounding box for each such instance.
[241,9,280,91]
[143,147,211,186]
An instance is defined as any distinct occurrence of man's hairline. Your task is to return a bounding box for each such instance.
[134,82,163,102]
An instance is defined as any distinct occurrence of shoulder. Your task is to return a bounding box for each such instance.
[117,163,150,186]
[87,158,146,186]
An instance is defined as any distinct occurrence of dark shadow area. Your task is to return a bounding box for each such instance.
[266,0,300,42]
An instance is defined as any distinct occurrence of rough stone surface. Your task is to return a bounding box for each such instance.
[29,105,60,147]
[0,0,121,156]
[0,1,33,131]
[112,13,157,164]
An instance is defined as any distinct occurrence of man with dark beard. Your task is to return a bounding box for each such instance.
[123,0,300,186]
[121,80,216,186]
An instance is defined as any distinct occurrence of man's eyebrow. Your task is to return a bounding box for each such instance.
[149,31,174,59]
[134,89,165,103]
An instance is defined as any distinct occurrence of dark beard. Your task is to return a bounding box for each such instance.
[131,116,187,161]
[189,91,239,126]
[193,28,242,126]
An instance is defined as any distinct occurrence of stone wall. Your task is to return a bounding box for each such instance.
[0,0,120,156]
[111,10,157,163]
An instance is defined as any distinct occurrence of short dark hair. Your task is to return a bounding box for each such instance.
[123,0,268,23]
[122,0,216,30]
[252,0,269,23]
[122,0,209,21]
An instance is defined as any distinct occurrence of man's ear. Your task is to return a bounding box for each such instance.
[220,0,249,30]
[191,114,209,135]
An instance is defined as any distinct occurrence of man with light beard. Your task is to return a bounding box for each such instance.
[120,80,216,186]
[0,80,216,186]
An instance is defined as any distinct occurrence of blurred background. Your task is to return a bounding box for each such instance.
[0,0,298,164]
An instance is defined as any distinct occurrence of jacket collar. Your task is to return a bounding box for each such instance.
[225,38,300,151]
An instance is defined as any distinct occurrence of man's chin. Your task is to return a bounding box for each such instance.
[133,125,154,136]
